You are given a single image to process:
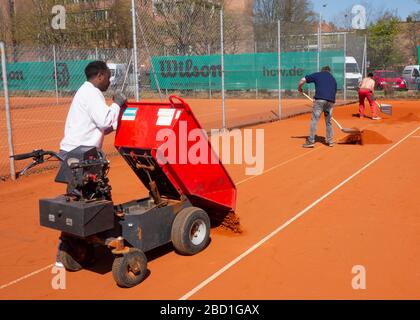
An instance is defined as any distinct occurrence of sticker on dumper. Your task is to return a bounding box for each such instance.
[122,108,138,121]
[156,108,176,126]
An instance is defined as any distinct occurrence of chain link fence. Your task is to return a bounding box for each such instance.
[0,1,379,180]
[0,45,135,178]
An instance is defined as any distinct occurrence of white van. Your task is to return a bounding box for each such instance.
[345,56,362,90]
[402,65,419,90]
[107,63,127,88]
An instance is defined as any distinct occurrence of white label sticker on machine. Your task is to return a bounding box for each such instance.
[122,108,138,121]
[156,108,176,126]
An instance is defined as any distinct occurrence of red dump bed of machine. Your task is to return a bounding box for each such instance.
[114,96,236,213]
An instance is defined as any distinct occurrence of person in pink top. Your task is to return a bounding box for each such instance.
[358,72,381,120]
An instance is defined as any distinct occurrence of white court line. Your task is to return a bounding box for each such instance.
[0,264,54,290]
[179,125,420,300]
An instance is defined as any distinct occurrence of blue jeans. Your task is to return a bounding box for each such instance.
[307,99,334,144]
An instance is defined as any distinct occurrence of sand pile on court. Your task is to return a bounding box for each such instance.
[211,211,243,234]
[360,130,393,145]
[339,130,392,145]
[397,113,420,122]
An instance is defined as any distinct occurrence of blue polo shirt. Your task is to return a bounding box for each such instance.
[305,71,337,103]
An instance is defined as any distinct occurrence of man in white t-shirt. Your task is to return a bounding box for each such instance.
[56,61,127,268]
[60,61,127,152]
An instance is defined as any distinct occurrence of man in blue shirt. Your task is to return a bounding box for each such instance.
[298,66,338,148]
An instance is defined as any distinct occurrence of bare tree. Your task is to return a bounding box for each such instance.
[13,0,66,47]
[108,0,132,48]
[0,6,11,44]
[136,0,242,56]
[253,0,316,52]
[11,0,128,48]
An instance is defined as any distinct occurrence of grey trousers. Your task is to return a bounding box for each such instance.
[308,99,334,144]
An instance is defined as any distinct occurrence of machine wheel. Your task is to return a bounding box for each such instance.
[59,237,94,272]
[112,248,148,288]
[171,207,210,255]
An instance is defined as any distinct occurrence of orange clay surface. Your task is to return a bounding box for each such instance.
[0,99,419,299]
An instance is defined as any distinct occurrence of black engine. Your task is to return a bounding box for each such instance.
[55,146,112,201]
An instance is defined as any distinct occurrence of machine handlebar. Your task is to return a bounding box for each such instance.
[12,150,44,161]
[11,150,65,178]
[12,150,64,162]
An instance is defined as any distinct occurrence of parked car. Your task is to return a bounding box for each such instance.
[372,70,407,90]
[402,65,420,90]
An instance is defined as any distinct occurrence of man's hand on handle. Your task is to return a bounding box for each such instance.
[113,91,128,107]
[297,77,306,93]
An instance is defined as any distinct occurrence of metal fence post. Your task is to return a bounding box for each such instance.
[131,0,140,101]
[344,33,347,103]
[53,45,59,105]
[0,42,16,180]
[277,20,282,120]
[317,24,320,71]
[255,78,258,99]
[208,44,212,100]
[220,8,226,130]
[363,34,367,78]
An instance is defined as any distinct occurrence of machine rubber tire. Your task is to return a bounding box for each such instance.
[112,248,148,288]
[59,237,94,272]
[171,207,210,256]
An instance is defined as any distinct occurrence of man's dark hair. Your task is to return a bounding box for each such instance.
[368,72,374,77]
[321,66,331,72]
[85,61,109,80]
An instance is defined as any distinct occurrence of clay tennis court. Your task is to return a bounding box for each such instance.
[0,98,419,299]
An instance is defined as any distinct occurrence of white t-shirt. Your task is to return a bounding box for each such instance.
[60,81,120,152]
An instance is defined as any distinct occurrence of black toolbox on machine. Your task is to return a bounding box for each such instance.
[39,196,115,237]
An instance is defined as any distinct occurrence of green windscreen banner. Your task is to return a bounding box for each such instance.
[150,51,345,90]
[0,60,93,91]
[418,46,420,64]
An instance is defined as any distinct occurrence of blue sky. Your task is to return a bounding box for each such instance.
[311,0,419,22]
